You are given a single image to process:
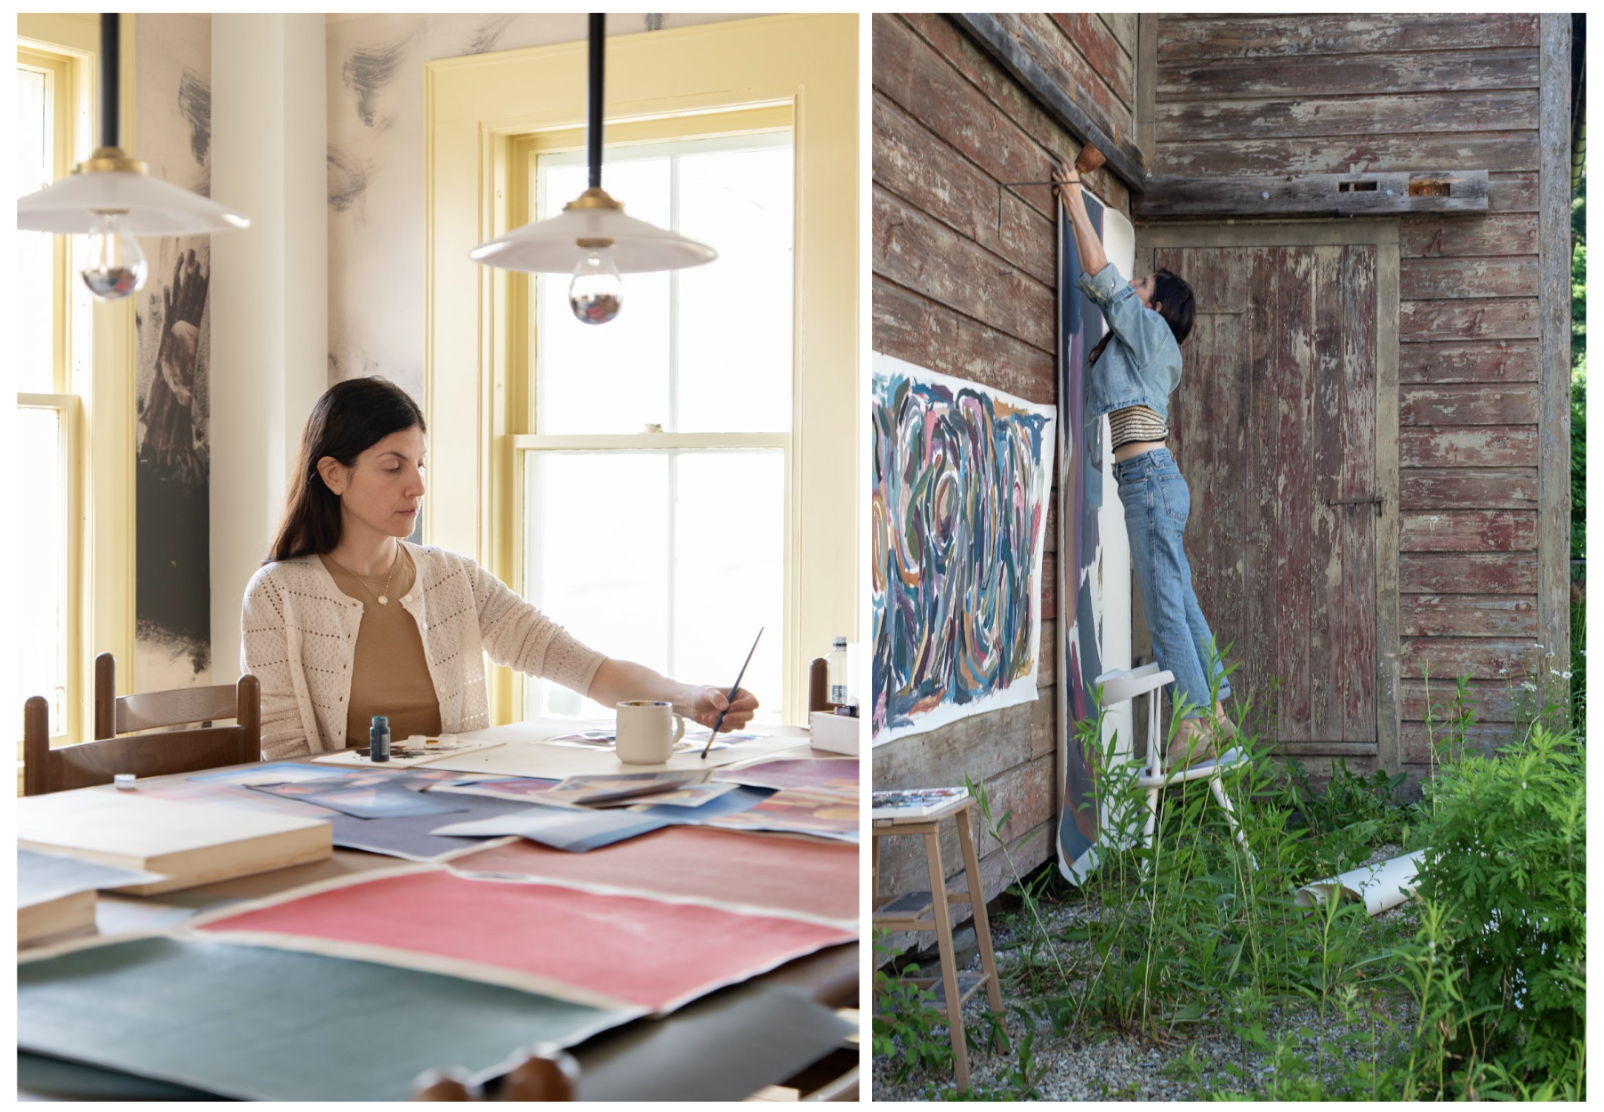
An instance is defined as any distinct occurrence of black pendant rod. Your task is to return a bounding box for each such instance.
[586,13,604,190]
[98,13,120,150]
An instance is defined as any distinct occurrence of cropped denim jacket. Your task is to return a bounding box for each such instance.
[1075,262,1183,421]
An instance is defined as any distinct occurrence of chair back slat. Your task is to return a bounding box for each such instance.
[116,684,238,734]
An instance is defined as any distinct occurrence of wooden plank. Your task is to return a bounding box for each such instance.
[1400,595,1538,637]
[1099,12,1138,59]
[1340,244,1381,744]
[1402,213,1541,258]
[1535,14,1573,708]
[1309,246,1344,740]
[1046,12,1135,109]
[1401,468,1538,509]
[1400,679,1521,723]
[1135,14,1156,161]
[871,281,1055,406]
[1400,552,1539,593]
[1153,133,1538,178]
[1401,257,1540,300]
[1157,13,1540,62]
[1400,427,1538,469]
[1275,248,1315,741]
[1400,298,1539,342]
[952,13,1148,191]
[1012,12,1130,135]
[1157,90,1538,144]
[1400,637,1541,681]
[1134,170,1489,221]
[872,91,1055,285]
[1372,238,1403,772]
[1158,49,1540,100]
[1400,384,1540,424]
[1400,510,1537,552]
[897,15,1132,214]
[1399,340,1540,383]
[1243,249,1281,738]
[1489,171,1540,212]
[1401,722,1524,765]
[873,188,1055,353]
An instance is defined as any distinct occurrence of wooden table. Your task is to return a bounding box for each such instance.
[18,719,860,1101]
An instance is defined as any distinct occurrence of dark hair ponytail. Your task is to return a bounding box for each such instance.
[1087,267,1197,366]
[267,376,426,562]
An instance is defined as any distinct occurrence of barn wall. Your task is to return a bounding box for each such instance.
[1149,13,1564,784]
[871,12,1140,922]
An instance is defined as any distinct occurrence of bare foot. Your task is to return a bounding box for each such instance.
[1165,716,1218,770]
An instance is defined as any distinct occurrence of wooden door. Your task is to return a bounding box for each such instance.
[1140,225,1401,771]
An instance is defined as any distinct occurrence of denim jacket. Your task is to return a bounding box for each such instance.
[1075,262,1183,421]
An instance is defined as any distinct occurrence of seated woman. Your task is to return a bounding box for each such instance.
[242,376,756,761]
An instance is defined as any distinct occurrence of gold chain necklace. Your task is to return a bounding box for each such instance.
[331,547,402,606]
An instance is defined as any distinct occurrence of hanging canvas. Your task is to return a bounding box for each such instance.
[1055,190,1139,884]
[871,354,1056,744]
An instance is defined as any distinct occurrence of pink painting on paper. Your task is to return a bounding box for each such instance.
[195,870,853,1012]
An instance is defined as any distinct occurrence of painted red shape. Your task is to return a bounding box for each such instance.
[196,870,852,1012]
[454,825,858,923]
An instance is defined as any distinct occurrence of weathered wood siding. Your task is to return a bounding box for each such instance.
[1151,14,1561,784]
[872,12,1138,920]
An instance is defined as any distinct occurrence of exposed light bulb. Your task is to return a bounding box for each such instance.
[79,211,148,300]
[568,246,622,325]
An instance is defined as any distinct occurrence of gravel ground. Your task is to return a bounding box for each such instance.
[873,856,1420,1101]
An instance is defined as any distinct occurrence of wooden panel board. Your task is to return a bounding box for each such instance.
[1400,298,1539,342]
[1400,468,1538,509]
[1157,89,1538,143]
[1402,213,1541,258]
[1046,12,1135,109]
[1399,340,1540,383]
[1155,133,1538,177]
[1400,595,1538,637]
[1399,426,1538,468]
[1400,679,1522,723]
[16,790,331,895]
[1400,722,1524,765]
[1339,244,1382,742]
[1275,248,1316,740]
[1099,11,1138,59]
[1400,510,1537,552]
[1400,637,1540,681]
[1158,49,1540,100]
[1401,257,1540,300]
[1400,552,1539,594]
[1157,13,1539,61]
[1401,384,1541,424]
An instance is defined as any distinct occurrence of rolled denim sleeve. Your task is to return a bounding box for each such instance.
[1076,262,1172,367]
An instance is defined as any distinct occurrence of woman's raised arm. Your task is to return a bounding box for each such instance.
[1052,162,1108,277]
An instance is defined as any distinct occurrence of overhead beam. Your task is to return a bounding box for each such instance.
[1132,170,1490,221]
[952,13,1148,193]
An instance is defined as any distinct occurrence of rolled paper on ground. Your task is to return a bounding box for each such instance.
[1295,849,1425,916]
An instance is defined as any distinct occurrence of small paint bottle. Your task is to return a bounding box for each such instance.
[370,715,391,762]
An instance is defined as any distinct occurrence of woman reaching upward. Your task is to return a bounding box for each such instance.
[1053,160,1235,767]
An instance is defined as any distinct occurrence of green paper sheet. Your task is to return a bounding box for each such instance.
[18,936,642,1101]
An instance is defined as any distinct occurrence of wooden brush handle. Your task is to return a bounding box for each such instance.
[1074,145,1106,175]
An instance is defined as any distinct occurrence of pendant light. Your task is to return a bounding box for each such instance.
[16,14,250,301]
[468,13,716,325]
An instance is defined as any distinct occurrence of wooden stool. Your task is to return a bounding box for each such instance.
[871,795,1003,1089]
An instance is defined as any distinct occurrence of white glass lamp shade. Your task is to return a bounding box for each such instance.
[470,188,716,274]
[17,154,250,235]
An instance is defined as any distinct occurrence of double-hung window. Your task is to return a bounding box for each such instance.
[518,126,794,721]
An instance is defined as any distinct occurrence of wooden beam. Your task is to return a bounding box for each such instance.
[953,13,1148,192]
[1536,14,1572,708]
[1133,170,1490,221]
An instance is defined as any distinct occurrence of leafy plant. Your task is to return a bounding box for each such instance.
[872,934,954,1084]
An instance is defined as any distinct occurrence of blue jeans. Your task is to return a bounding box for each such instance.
[1113,448,1231,719]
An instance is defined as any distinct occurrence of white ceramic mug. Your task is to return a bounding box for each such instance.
[615,700,685,764]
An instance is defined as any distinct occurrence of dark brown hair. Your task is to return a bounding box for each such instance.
[1088,267,1197,367]
[267,376,426,562]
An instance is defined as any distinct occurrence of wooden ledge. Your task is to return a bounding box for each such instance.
[1134,170,1490,221]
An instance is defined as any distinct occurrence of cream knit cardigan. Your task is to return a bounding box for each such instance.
[241,542,605,760]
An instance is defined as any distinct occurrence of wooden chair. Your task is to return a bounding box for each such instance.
[21,654,261,796]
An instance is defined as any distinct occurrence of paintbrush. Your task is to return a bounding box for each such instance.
[700,627,763,759]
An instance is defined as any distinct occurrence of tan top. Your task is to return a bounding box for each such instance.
[1109,404,1168,449]
[242,543,606,761]
[319,550,444,746]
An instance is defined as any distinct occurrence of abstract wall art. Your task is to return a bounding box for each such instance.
[871,354,1056,744]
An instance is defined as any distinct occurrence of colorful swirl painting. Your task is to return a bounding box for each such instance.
[871,355,1056,743]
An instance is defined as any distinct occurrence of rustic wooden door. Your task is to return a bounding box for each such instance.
[1138,224,1401,772]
